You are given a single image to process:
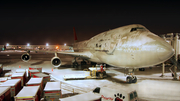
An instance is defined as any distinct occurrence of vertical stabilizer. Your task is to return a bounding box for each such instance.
[73,27,78,43]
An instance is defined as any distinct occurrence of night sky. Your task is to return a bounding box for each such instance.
[0,1,180,45]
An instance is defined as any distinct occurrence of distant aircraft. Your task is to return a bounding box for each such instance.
[21,24,174,83]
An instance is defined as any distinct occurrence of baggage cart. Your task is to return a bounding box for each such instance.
[0,79,21,99]
[16,69,27,85]
[0,86,11,101]
[44,82,62,101]
[29,70,40,77]
[33,73,50,87]
[14,86,40,101]
[0,77,9,83]
[29,66,42,72]
[26,78,43,98]
[4,71,13,77]
[11,73,25,86]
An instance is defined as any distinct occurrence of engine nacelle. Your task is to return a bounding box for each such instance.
[51,56,61,68]
[21,53,31,62]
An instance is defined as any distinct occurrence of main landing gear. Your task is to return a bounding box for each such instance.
[125,69,137,84]
[72,57,87,68]
[72,57,78,68]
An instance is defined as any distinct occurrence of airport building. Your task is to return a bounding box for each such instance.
[0,44,73,51]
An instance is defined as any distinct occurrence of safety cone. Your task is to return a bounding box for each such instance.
[19,65,21,68]
[52,68,53,72]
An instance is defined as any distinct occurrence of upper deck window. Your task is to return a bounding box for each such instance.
[130,27,145,32]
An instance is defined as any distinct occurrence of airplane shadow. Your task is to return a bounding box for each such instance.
[0,59,21,66]
[31,60,44,65]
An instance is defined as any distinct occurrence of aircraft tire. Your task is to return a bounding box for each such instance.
[132,76,137,83]
[73,62,79,68]
[81,61,87,65]
[91,62,97,67]
[139,68,145,71]
[126,76,132,84]
[103,71,106,76]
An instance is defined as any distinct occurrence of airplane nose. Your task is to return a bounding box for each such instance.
[156,39,175,61]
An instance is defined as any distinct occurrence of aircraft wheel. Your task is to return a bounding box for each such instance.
[126,76,132,84]
[91,62,97,67]
[172,73,174,77]
[139,68,145,71]
[73,62,79,68]
[103,71,106,76]
[132,76,137,83]
[96,72,100,77]
[81,61,87,65]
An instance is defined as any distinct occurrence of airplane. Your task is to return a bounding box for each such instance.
[21,24,175,83]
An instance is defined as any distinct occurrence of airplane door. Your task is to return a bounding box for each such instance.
[106,34,120,55]
[106,41,118,55]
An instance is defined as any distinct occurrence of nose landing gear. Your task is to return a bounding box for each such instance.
[125,69,137,84]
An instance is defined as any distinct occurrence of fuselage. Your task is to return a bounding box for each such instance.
[73,24,174,68]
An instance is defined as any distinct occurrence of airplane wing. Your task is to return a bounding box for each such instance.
[32,50,92,60]
[56,51,91,60]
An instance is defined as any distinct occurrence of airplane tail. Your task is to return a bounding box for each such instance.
[73,27,78,43]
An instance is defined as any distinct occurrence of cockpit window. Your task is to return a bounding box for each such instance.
[130,27,145,32]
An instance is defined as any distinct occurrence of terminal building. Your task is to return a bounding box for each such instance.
[0,44,73,52]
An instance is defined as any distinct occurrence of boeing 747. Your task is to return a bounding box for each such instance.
[21,24,174,83]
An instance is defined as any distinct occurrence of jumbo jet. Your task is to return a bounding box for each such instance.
[21,24,174,83]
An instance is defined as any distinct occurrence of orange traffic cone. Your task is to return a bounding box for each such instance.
[52,68,53,71]
[19,65,21,68]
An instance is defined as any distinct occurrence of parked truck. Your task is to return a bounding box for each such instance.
[93,87,138,101]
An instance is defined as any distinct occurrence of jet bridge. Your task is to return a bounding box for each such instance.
[161,33,180,79]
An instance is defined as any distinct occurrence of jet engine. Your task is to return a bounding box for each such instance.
[51,56,61,67]
[21,53,31,62]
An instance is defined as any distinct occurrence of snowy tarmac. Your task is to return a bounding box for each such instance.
[0,52,180,101]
